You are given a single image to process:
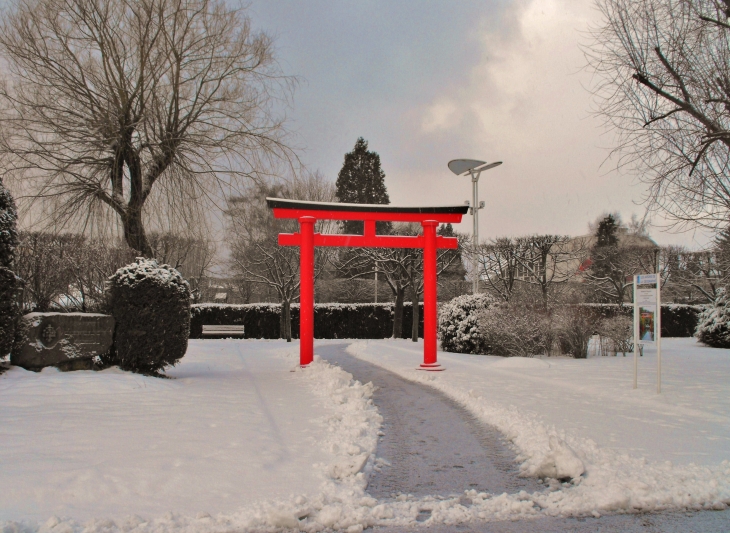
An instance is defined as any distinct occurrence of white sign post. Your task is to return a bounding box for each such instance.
[633,273,662,393]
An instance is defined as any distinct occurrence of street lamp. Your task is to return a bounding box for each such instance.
[448,159,502,294]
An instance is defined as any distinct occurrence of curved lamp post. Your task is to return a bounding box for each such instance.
[448,159,502,294]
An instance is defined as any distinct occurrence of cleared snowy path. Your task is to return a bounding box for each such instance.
[320,342,730,532]
[316,343,543,499]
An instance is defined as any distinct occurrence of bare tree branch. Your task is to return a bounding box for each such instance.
[0,0,296,255]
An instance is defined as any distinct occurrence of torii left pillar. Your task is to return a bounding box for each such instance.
[420,220,441,370]
[299,216,315,366]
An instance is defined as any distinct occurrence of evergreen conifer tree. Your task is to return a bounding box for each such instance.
[595,214,619,247]
[0,177,20,358]
[336,137,390,235]
[589,214,624,303]
[0,177,19,268]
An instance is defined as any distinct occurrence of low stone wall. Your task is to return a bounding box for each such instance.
[12,312,114,370]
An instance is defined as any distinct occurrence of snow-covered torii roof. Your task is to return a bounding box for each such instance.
[266,197,469,223]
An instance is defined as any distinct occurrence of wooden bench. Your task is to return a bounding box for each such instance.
[201,325,245,338]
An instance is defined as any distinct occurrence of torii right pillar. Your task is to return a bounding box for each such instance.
[420,220,443,371]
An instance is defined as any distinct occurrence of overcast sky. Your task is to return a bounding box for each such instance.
[248,0,713,248]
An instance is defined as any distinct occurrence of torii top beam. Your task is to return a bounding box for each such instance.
[266,198,469,249]
[267,198,469,222]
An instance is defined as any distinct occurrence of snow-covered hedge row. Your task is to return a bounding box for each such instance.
[695,290,730,348]
[190,302,424,339]
[108,258,191,374]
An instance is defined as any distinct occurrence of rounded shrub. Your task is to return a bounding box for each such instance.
[108,258,191,374]
[477,303,552,357]
[438,293,495,354]
[695,289,730,348]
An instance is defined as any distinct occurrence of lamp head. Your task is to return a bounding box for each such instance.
[448,159,503,176]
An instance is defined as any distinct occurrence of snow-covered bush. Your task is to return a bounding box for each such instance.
[695,289,730,348]
[477,303,552,357]
[554,306,602,358]
[597,315,633,356]
[438,293,495,354]
[108,258,191,374]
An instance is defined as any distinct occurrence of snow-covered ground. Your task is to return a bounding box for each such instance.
[347,338,730,518]
[0,340,382,531]
[0,337,728,532]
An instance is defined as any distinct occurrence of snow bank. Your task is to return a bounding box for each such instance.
[0,341,385,532]
[346,339,730,519]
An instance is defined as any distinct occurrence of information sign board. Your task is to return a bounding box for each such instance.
[636,283,657,344]
[633,272,663,393]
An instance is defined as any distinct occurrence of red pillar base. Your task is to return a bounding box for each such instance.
[418,363,445,371]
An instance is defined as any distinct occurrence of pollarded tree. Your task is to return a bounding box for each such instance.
[335,137,390,235]
[0,0,293,256]
[587,0,730,230]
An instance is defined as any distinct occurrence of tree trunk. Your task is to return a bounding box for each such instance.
[122,208,153,257]
[411,289,420,342]
[392,285,404,338]
[280,299,292,342]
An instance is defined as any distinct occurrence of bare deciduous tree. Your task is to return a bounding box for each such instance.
[14,232,136,311]
[227,173,334,340]
[147,232,216,302]
[475,237,523,302]
[514,235,578,309]
[587,0,730,230]
[0,0,293,255]
[662,245,722,302]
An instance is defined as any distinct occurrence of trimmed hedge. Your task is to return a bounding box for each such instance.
[190,302,424,340]
[189,302,702,341]
[108,259,191,374]
[661,304,705,338]
[578,304,703,338]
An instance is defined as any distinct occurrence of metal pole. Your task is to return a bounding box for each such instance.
[633,275,638,390]
[374,261,378,304]
[299,216,315,367]
[656,253,662,394]
[472,172,479,294]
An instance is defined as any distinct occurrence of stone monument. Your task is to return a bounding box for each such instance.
[12,313,114,370]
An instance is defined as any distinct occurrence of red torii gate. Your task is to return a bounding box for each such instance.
[267,198,469,370]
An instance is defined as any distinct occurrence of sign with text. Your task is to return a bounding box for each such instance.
[635,274,658,344]
[633,272,663,393]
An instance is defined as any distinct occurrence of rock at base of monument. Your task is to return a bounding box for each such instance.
[11,313,115,370]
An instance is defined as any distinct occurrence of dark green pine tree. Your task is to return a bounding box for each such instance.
[0,177,20,358]
[336,137,390,235]
[0,176,19,269]
[595,214,619,247]
[590,214,622,301]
